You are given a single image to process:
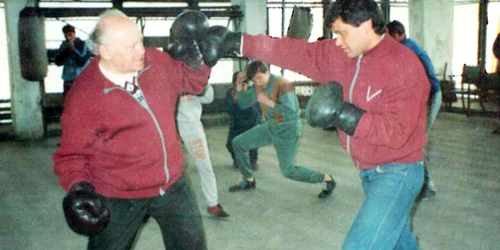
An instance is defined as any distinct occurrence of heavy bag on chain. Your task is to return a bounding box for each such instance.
[286,6,313,40]
[18,7,48,81]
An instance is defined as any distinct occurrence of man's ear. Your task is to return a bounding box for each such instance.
[396,33,405,42]
[361,19,373,33]
[99,44,112,61]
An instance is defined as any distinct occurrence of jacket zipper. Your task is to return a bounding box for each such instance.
[103,76,170,195]
[347,54,363,157]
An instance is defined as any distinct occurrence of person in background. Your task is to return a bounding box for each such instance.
[55,24,91,102]
[493,33,500,73]
[176,83,230,218]
[53,9,211,249]
[225,71,261,171]
[387,20,441,199]
[227,61,336,199]
[492,33,500,135]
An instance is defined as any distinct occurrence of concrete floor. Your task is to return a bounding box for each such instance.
[1,112,500,250]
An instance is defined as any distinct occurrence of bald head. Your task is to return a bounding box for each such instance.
[88,8,146,74]
[88,9,132,55]
[99,15,140,51]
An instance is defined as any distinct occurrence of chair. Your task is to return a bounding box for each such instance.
[457,64,500,118]
[459,64,486,116]
[440,63,457,110]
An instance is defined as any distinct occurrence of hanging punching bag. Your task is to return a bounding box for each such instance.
[18,7,48,81]
[286,6,313,41]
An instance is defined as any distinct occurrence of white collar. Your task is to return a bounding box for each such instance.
[99,63,138,88]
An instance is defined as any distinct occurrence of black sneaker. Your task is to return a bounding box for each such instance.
[417,171,437,200]
[418,188,436,199]
[318,175,336,199]
[229,179,256,192]
[417,182,437,200]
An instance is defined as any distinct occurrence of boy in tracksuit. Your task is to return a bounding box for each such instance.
[228,61,336,199]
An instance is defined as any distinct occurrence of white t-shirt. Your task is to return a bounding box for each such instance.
[99,64,147,106]
[98,64,137,88]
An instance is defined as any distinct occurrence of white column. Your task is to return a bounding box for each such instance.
[230,0,267,71]
[4,0,44,139]
[409,0,454,78]
[231,0,267,35]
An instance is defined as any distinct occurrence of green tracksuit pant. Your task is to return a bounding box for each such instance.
[232,120,324,183]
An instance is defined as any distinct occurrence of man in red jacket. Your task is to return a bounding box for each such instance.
[53,9,211,249]
[199,0,428,249]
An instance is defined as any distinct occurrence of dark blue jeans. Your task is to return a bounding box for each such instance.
[343,160,424,250]
[88,174,206,250]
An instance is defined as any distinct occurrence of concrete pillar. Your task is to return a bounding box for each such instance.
[4,0,44,139]
[230,0,267,71]
[231,0,267,35]
[409,0,454,79]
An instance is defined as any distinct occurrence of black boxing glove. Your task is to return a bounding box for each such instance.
[168,40,203,70]
[62,181,110,236]
[170,10,209,43]
[198,26,242,67]
[306,81,366,136]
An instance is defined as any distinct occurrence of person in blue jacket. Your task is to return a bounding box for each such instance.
[387,20,441,199]
[55,24,91,102]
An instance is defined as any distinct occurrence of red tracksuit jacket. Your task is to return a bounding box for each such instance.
[243,34,429,169]
[53,48,211,199]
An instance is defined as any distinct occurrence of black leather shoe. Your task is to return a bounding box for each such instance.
[229,179,256,192]
[319,175,336,199]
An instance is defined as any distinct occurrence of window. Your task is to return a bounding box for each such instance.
[267,1,324,82]
[207,18,236,84]
[42,8,237,94]
[266,0,500,85]
[389,4,409,36]
[0,6,9,100]
[3,1,500,100]
[45,17,97,93]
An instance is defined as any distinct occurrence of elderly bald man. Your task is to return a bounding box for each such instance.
[53,8,211,250]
